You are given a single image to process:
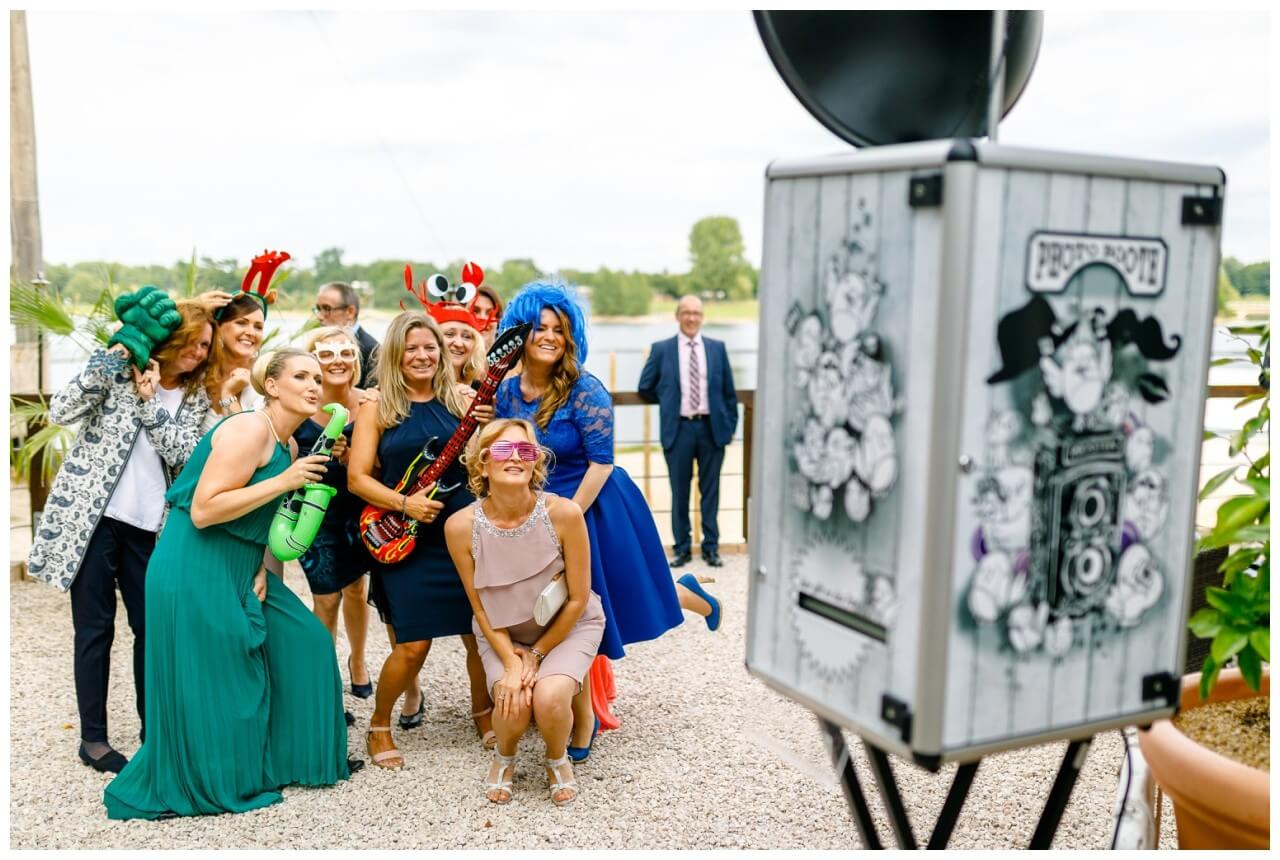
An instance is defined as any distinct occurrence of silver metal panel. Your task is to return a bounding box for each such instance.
[767,140,955,180]
[940,164,1222,756]
[767,142,1225,188]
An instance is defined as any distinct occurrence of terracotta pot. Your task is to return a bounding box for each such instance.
[1138,667,1270,849]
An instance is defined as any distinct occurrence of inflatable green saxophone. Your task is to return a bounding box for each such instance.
[268,402,349,561]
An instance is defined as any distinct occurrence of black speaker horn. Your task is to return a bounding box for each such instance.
[755,11,1044,147]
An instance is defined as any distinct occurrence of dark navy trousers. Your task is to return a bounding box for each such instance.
[665,418,725,557]
[69,516,153,744]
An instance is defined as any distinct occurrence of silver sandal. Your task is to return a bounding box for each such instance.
[545,754,578,806]
[486,751,516,804]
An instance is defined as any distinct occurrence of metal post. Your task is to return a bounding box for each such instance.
[986,10,1008,142]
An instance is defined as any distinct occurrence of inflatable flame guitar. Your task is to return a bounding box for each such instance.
[359,322,532,564]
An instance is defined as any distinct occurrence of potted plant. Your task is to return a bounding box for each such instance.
[1138,322,1270,849]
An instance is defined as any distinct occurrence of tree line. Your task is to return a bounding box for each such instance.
[41,216,760,318]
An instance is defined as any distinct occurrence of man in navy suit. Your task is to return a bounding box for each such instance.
[638,295,738,568]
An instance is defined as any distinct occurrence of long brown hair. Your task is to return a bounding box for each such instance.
[533,306,581,431]
[204,295,264,406]
[375,311,467,429]
[149,300,215,393]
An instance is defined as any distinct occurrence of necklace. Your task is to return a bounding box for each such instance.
[260,409,283,447]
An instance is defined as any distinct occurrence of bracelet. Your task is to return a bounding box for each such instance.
[400,494,408,515]
[529,646,546,662]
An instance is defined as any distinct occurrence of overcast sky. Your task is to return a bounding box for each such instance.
[23,10,1271,273]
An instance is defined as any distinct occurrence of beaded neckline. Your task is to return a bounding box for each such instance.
[475,493,545,538]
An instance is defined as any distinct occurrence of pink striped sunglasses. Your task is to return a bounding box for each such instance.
[489,440,540,462]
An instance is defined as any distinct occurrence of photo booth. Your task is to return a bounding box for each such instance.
[744,10,1225,848]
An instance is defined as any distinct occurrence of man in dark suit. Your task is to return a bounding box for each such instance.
[315,281,379,388]
[638,295,738,568]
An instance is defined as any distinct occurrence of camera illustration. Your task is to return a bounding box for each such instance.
[1031,431,1127,618]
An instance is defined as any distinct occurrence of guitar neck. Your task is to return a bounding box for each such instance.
[400,361,510,496]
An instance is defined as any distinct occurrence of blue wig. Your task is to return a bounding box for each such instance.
[499,278,590,363]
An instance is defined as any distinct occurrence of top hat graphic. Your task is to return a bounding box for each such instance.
[987,295,1075,384]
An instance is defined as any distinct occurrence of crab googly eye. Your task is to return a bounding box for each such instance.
[453,283,478,305]
[426,273,451,299]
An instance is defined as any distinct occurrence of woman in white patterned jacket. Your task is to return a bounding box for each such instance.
[26,299,215,775]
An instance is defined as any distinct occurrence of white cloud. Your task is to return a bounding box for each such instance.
[25,10,1270,272]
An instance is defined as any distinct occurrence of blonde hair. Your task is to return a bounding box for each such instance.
[533,305,582,431]
[462,418,548,498]
[150,300,215,393]
[302,325,362,386]
[375,311,468,428]
[250,347,317,399]
[440,320,488,385]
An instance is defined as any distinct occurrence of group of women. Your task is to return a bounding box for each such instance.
[30,269,722,817]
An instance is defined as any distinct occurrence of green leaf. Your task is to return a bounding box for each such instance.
[1232,525,1272,543]
[1211,627,1250,664]
[9,279,77,335]
[1249,629,1270,662]
[1215,497,1269,534]
[1199,655,1222,701]
[1247,348,1263,365]
[1188,607,1223,638]
[1220,547,1263,578]
[1247,451,1269,477]
[1205,586,1251,618]
[1204,430,1219,442]
[1243,476,1269,496]
[1229,324,1268,336]
[1209,357,1237,367]
[1198,466,1238,500]
[1237,645,1263,692]
[1234,391,1267,408]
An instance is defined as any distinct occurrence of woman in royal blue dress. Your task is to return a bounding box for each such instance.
[494,280,722,758]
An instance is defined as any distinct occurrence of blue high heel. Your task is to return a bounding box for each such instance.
[678,573,722,632]
[566,717,599,763]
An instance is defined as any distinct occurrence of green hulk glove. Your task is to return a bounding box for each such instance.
[108,285,183,369]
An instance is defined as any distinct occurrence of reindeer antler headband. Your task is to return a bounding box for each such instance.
[219,249,290,320]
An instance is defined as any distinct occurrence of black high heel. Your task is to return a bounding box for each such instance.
[348,656,373,699]
[398,694,425,730]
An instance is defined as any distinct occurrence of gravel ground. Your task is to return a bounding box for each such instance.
[9,554,1177,849]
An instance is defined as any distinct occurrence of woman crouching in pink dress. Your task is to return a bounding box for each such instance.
[444,418,604,806]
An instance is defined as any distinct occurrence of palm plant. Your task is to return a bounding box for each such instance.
[10,253,301,485]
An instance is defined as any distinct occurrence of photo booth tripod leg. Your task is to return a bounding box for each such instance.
[817,717,882,849]
[864,743,919,848]
[926,759,981,849]
[1028,737,1093,849]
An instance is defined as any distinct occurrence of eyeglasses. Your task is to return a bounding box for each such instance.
[312,346,358,363]
[489,440,540,462]
[314,304,350,314]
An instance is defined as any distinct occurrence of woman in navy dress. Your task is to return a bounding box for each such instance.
[495,281,721,756]
[348,311,493,768]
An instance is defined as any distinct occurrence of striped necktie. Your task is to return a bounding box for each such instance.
[688,339,701,413]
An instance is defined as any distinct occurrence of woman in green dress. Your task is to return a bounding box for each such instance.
[104,348,353,820]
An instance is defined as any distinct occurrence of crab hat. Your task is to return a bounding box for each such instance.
[500,278,589,363]
[403,261,484,331]
[220,249,290,320]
